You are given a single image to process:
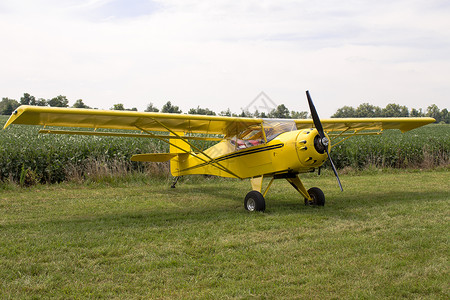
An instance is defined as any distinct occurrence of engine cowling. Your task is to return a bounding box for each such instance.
[295,128,330,169]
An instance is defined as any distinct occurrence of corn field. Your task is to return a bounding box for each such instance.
[1,116,449,185]
[330,124,450,169]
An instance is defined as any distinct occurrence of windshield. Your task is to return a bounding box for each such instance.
[263,120,297,142]
[228,120,297,150]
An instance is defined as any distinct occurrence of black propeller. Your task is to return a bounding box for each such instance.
[306,90,343,192]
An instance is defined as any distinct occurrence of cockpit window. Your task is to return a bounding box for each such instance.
[263,120,297,142]
[229,121,297,150]
[229,125,265,150]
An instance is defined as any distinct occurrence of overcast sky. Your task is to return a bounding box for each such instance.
[1,0,449,117]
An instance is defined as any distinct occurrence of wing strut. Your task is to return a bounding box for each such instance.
[328,124,382,148]
[136,124,242,179]
[38,129,222,141]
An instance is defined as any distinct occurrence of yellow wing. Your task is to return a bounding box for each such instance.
[295,117,435,133]
[3,105,262,137]
[4,106,434,137]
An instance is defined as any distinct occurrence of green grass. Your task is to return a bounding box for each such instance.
[1,170,448,299]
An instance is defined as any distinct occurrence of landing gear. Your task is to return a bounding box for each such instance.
[170,176,180,188]
[245,174,325,211]
[304,187,325,206]
[244,191,266,212]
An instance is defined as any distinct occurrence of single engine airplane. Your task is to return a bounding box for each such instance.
[3,91,435,211]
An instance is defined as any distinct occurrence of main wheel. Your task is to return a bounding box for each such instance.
[304,187,325,206]
[244,191,266,212]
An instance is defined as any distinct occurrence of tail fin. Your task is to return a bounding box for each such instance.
[169,132,190,154]
[169,132,190,176]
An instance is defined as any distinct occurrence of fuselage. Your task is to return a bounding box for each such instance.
[171,128,330,179]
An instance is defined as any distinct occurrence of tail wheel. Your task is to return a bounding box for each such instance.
[244,191,266,212]
[304,187,325,206]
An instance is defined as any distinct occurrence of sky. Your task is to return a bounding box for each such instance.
[1,0,449,117]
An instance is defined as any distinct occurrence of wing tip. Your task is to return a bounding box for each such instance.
[2,108,20,129]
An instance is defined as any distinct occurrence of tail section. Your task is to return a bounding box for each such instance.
[169,132,190,154]
[130,132,191,176]
[169,132,190,176]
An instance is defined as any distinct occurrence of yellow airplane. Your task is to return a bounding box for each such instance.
[4,91,435,211]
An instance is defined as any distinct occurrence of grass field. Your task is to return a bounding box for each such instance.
[1,170,448,299]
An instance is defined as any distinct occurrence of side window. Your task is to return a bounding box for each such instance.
[230,126,265,150]
[229,121,296,150]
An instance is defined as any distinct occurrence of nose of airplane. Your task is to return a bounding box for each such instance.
[295,128,329,168]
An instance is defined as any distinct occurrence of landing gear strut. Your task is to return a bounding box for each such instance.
[170,176,180,188]
[244,174,326,211]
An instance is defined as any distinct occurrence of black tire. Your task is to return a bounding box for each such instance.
[304,187,325,206]
[244,191,266,212]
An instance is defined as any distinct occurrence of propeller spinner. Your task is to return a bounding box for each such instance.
[306,90,343,191]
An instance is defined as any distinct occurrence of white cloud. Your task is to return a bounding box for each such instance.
[1,0,449,116]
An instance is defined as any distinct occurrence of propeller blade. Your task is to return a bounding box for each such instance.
[306,90,324,138]
[306,90,343,191]
[326,147,343,192]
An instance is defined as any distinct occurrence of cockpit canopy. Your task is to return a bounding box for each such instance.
[229,120,297,150]
[263,120,297,142]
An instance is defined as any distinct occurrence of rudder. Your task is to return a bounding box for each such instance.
[169,132,190,176]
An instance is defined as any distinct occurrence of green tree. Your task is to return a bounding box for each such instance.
[290,110,308,119]
[0,98,20,115]
[331,102,448,122]
[188,106,216,116]
[36,98,48,106]
[268,104,290,118]
[72,99,91,109]
[47,95,69,107]
[20,93,36,105]
[111,103,137,111]
[161,101,182,114]
[145,102,159,112]
[219,108,232,117]
[356,103,382,117]
[410,108,424,117]
[331,106,356,118]
[111,103,125,110]
[3,102,14,115]
[440,108,449,124]
[426,104,441,123]
[382,103,409,117]
[239,110,252,117]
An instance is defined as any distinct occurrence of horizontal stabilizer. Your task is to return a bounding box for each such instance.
[131,153,177,162]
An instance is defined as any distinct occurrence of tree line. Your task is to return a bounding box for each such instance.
[1,93,448,123]
[331,102,449,123]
